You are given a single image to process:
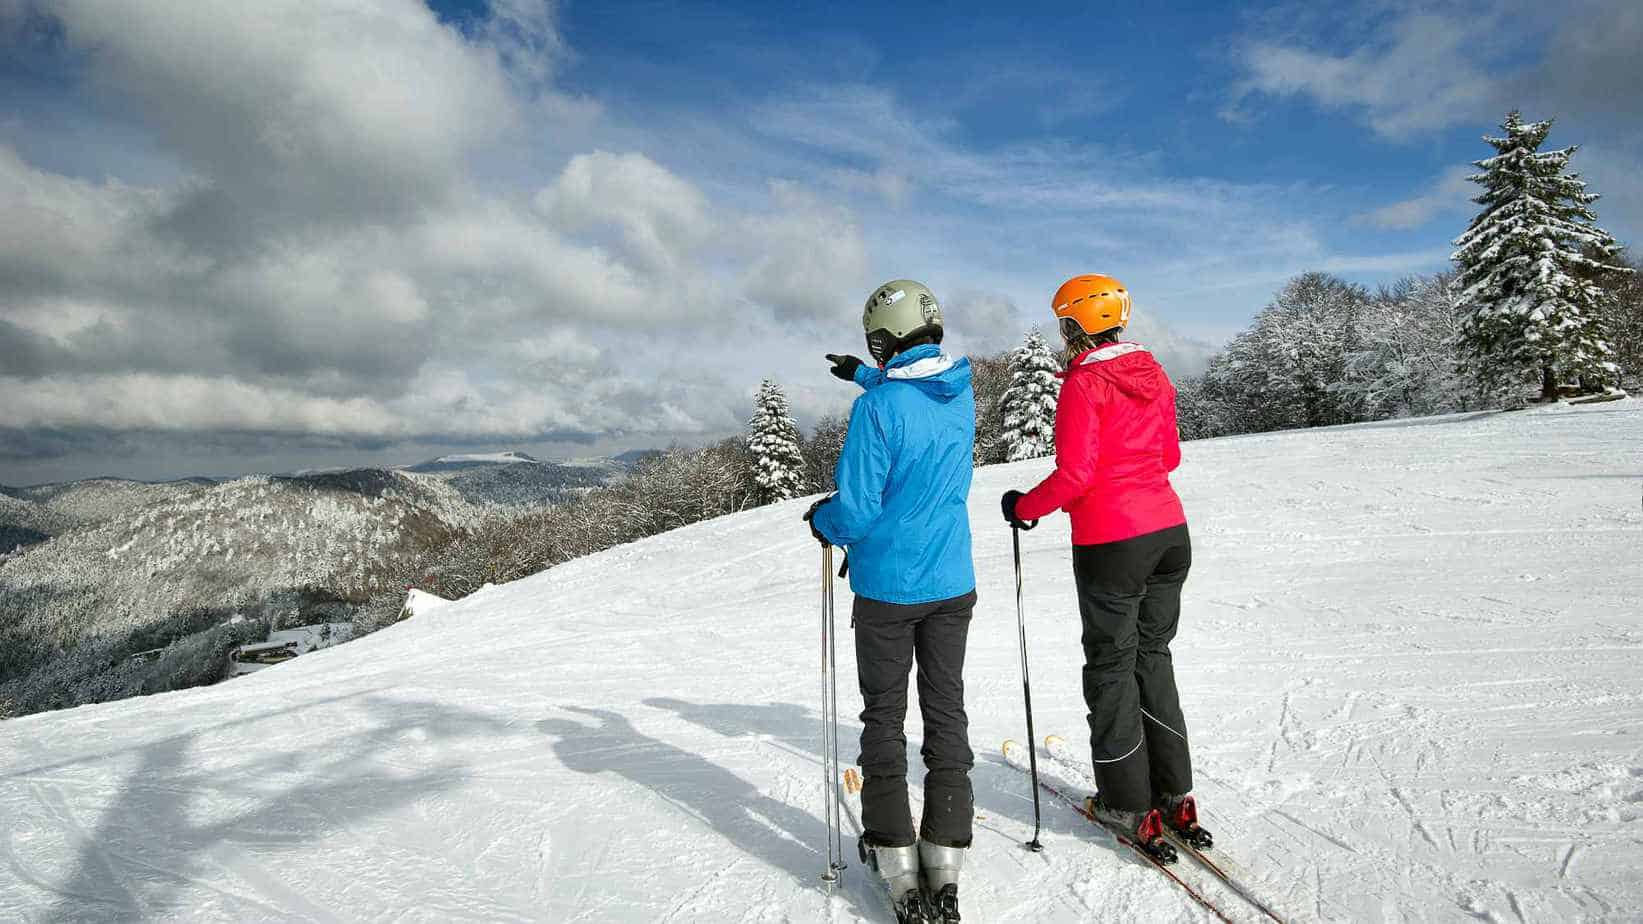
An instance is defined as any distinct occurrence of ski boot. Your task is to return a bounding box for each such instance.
[1158,793,1213,850]
[1085,796,1178,865]
[859,839,927,923]
[918,839,964,923]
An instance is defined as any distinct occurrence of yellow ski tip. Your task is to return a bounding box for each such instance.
[1045,734,1065,748]
[1002,739,1021,757]
[843,767,862,795]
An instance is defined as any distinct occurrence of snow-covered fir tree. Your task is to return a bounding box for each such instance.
[1452,111,1631,398]
[998,329,1061,462]
[746,379,808,504]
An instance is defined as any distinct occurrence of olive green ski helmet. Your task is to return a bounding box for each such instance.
[862,279,943,364]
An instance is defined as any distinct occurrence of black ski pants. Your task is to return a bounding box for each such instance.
[853,590,976,849]
[1072,524,1193,813]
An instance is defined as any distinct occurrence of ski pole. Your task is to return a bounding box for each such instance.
[1013,526,1045,852]
[820,544,846,882]
[826,543,846,877]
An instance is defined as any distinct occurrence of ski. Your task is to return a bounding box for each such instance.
[1041,735,1288,924]
[1002,740,1234,924]
[1566,389,1628,405]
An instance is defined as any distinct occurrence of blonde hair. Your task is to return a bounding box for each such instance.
[1060,327,1120,366]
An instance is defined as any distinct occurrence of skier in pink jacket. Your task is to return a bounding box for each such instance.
[1000,274,1210,865]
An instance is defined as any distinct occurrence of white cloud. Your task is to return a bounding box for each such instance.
[535,150,715,273]
[1,374,407,435]
[0,145,199,288]
[1229,10,1502,140]
[46,0,522,219]
[1220,0,1643,255]
[1124,312,1218,379]
[0,0,895,463]
[737,181,872,323]
[3,0,1502,477]
[1226,0,1643,147]
[939,291,1029,357]
[1360,166,1478,230]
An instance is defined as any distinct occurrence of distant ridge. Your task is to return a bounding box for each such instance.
[401,451,542,474]
[614,448,664,466]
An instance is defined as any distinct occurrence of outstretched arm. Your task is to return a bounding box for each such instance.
[826,354,885,391]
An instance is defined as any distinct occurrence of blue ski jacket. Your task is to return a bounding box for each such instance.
[811,344,977,605]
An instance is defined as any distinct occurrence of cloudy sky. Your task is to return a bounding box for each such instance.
[2,0,1639,484]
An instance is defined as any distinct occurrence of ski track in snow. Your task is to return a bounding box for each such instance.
[2,402,1641,922]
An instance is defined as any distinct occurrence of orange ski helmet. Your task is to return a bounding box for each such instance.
[1052,274,1131,340]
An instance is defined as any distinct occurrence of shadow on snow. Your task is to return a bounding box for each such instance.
[20,690,510,922]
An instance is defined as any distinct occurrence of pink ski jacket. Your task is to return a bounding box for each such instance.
[1014,342,1187,546]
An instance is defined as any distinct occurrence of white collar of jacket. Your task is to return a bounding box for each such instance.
[1078,342,1148,366]
[886,353,957,380]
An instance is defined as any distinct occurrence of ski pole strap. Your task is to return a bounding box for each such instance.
[837,551,848,580]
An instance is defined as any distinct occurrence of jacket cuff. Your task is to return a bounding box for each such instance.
[811,501,842,546]
[853,364,885,390]
[1014,485,1056,522]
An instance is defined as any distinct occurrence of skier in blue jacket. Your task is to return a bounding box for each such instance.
[805,279,976,924]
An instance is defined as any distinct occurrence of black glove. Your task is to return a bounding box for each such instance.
[804,495,834,545]
[825,354,864,382]
[1001,490,1038,531]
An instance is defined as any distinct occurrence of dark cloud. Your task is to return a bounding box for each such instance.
[0,426,130,463]
[1520,3,1643,125]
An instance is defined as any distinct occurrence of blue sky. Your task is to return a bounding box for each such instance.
[554,2,1631,343]
[1,0,1639,483]
[532,0,1641,333]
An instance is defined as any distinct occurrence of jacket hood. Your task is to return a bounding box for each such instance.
[1070,342,1165,399]
[883,344,972,400]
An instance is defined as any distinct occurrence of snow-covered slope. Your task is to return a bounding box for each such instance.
[0,491,65,550]
[2,402,1639,922]
[18,478,216,529]
[0,470,476,716]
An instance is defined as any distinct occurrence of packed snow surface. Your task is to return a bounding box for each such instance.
[2,402,1640,922]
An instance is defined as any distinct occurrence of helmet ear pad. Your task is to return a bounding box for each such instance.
[866,329,898,365]
[866,325,943,366]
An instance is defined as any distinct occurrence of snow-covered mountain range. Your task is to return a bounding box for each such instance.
[0,452,649,717]
[0,450,649,547]
[1,401,1637,921]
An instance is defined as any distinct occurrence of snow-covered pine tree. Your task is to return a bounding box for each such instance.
[998,329,1061,462]
[746,379,808,504]
[1452,111,1632,399]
